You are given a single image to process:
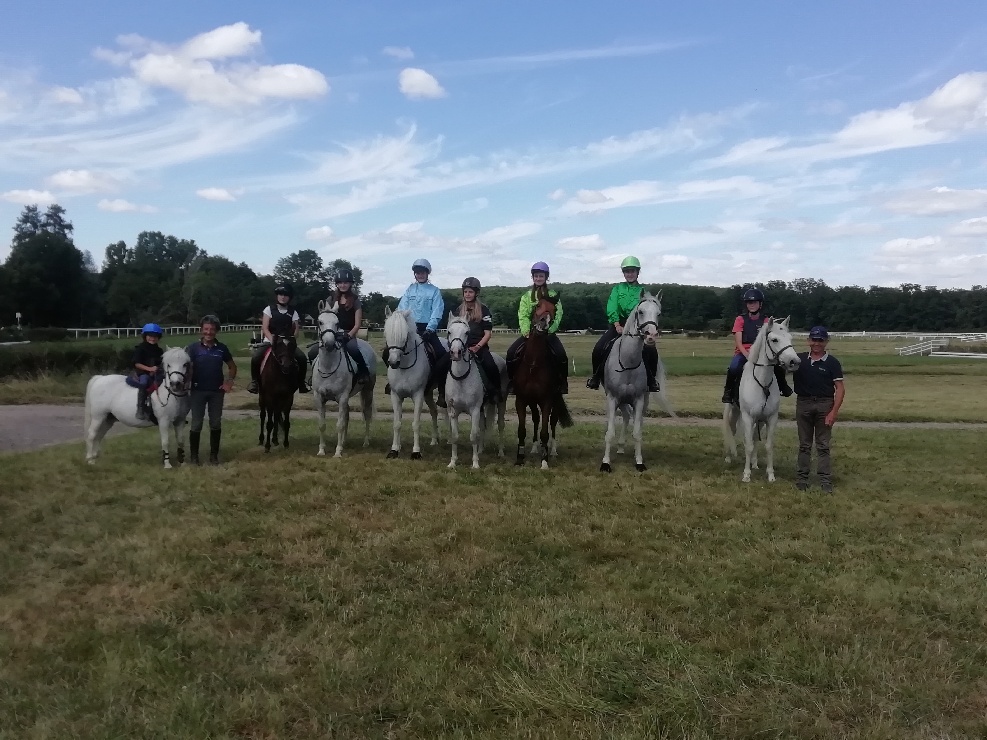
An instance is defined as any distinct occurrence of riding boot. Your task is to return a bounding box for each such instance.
[775,366,793,397]
[208,429,221,465]
[721,370,737,404]
[585,361,602,390]
[247,351,262,394]
[384,383,391,394]
[644,348,660,393]
[189,431,201,465]
[557,359,569,395]
[136,388,148,420]
[297,367,310,394]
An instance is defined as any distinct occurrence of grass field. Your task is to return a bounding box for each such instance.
[2,419,987,737]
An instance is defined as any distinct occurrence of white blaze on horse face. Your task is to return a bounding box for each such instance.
[448,318,469,361]
[319,311,339,349]
[162,349,191,393]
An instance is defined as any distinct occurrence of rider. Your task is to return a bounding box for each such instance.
[585,256,660,393]
[307,268,371,383]
[389,258,448,404]
[435,277,501,401]
[132,322,164,420]
[246,284,310,395]
[721,287,794,404]
[506,262,569,394]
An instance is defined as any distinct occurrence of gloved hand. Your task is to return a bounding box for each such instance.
[423,328,436,337]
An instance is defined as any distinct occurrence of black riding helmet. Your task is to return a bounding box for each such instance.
[742,287,765,303]
[462,277,481,293]
[335,268,355,284]
[275,284,294,299]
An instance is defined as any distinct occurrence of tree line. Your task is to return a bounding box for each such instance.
[2,204,986,333]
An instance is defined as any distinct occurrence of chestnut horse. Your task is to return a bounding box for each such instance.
[258,334,298,452]
[512,296,573,469]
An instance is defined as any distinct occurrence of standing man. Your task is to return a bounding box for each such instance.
[793,326,845,493]
[186,315,237,465]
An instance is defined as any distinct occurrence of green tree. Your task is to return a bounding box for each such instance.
[273,250,332,317]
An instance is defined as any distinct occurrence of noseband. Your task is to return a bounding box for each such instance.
[384,323,420,369]
[447,325,474,380]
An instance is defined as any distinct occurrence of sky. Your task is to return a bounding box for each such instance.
[1,0,986,296]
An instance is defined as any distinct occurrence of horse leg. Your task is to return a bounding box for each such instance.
[601,394,618,473]
[515,397,527,466]
[316,394,328,456]
[283,407,291,450]
[633,397,646,472]
[741,412,755,482]
[411,391,425,460]
[426,393,441,446]
[616,404,629,454]
[764,415,779,482]
[469,404,483,469]
[86,413,113,464]
[539,401,551,470]
[361,386,374,448]
[447,408,459,469]
[158,420,172,469]
[174,416,186,465]
[529,405,541,456]
[265,408,274,452]
[259,405,266,446]
[335,392,349,458]
[752,421,762,470]
[722,404,738,463]
[387,390,402,458]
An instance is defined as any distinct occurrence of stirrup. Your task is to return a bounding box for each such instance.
[586,376,600,390]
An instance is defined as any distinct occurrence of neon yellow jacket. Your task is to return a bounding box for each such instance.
[518,288,563,335]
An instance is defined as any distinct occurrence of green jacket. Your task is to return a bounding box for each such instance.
[606,282,643,325]
[518,288,563,335]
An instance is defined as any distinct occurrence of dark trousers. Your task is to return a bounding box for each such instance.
[251,343,308,388]
[723,354,791,401]
[189,389,225,432]
[308,336,370,375]
[436,345,501,395]
[590,327,658,384]
[507,334,568,377]
[796,396,834,484]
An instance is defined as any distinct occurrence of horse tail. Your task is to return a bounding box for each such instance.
[722,401,737,460]
[653,355,677,418]
[84,375,98,435]
[555,395,574,428]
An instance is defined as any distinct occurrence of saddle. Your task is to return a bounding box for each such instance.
[125,370,161,393]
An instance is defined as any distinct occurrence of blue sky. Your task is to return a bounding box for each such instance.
[2,1,986,295]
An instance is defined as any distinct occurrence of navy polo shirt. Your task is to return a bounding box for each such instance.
[186,340,233,392]
[794,352,844,398]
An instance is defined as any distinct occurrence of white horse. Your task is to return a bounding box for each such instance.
[723,316,801,482]
[84,347,192,468]
[444,313,508,469]
[600,291,671,472]
[312,300,378,457]
[382,306,443,459]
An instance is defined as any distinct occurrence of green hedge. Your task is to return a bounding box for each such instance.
[0,345,131,378]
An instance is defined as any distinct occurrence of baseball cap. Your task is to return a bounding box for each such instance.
[808,326,829,340]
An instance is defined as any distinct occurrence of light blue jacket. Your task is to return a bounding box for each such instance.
[397,281,445,331]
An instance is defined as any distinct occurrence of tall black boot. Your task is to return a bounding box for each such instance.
[247,351,262,394]
[586,360,602,390]
[775,366,793,397]
[136,388,148,420]
[644,348,660,393]
[189,431,201,465]
[721,370,737,404]
[208,429,222,465]
[557,359,569,395]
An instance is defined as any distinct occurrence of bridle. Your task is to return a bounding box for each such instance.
[315,310,347,378]
[750,325,795,407]
[270,335,296,375]
[447,321,474,380]
[155,362,190,406]
[614,298,661,373]
[384,320,420,370]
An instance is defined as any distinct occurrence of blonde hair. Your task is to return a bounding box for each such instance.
[458,299,483,323]
[331,287,358,308]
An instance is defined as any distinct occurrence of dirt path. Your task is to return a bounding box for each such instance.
[1,404,984,455]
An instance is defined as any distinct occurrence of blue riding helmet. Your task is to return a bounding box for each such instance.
[142,323,163,336]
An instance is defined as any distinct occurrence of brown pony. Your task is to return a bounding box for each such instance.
[512,296,573,469]
[258,334,298,452]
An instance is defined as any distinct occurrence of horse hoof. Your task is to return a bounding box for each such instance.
[334,451,342,459]
[386,450,399,459]
[742,474,751,483]
[411,451,423,460]
[600,463,612,473]
[317,449,325,457]
[540,460,549,470]
[635,463,647,472]
[86,459,95,465]
[515,457,524,466]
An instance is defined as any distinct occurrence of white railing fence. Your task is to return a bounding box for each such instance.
[67,324,263,339]
[896,338,950,356]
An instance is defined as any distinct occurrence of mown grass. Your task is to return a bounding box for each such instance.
[2,420,987,738]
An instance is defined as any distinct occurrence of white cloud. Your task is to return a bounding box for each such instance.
[97,198,156,213]
[557,234,605,251]
[478,222,541,243]
[45,169,120,194]
[548,188,566,201]
[883,187,987,216]
[399,68,446,99]
[387,221,424,235]
[560,176,773,215]
[949,216,987,236]
[97,22,328,107]
[877,235,943,256]
[305,225,335,241]
[461,197,489,212]
[660,255,693,269]
[383,46,414,61]
[196,187,236,201]
[48,86,84,105]
[705,71,987,168]
[1,189,56,205]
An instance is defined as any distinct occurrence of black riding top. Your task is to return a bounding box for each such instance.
[455,302,493,346]
[335,294,362,333]
[739,312,764,345]
[267,303,296,336]
[132,341,164,376]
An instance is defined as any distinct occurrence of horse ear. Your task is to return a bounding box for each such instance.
[447,310,455,327]
[385,305,392,318]
[318,299,326,313]
[656,289,662,301]
[640,289,647,300]
[780,316,791,329]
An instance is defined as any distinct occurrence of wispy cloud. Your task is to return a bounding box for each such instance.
[382,46,414,61]
[399,68,446,99]
[196,187,237,201]
[97,198,157,213]
[1,189,56,205]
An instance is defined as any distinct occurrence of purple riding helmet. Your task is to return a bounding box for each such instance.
[530,261,550,276]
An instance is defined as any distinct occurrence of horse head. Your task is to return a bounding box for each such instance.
[628,290,662,346]
[271,335,297,373]
[447,311,471,361]
[532,297,557,335]
[161,347,191,394]
[763,317,801,372]
[383,308,415,369]
[318,299,341,351]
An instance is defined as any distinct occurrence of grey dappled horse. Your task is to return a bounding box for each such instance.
[382,306,443,459]
[600,291,673,472]
[444,313,508,469]
[722,316,801,482]
[84,347,192,468]
[312,300,377,457]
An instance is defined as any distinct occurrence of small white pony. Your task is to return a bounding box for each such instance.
[382,306,444,459]
[312,300,377,457]
[600,291,672,472]
[445,313,508,469]
[84,346,192,468]
[722,316,800,482]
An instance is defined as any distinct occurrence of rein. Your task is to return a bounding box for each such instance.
[155,365,190,408]
[614,302,660,374]
[384,323,420,370]
[447,333,474,381]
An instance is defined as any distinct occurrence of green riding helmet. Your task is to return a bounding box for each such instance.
[620,256,642,270]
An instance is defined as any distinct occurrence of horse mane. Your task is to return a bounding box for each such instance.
[384,309,415,348]
[162,346,189,365]
[748,318,770,361]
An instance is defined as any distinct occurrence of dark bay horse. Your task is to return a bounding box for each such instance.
[512,296,573,469]
[258,335,298,452]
